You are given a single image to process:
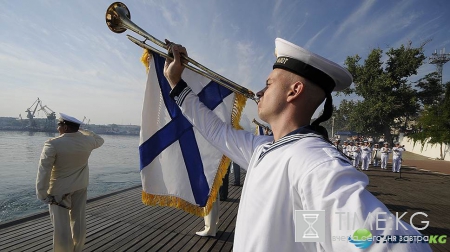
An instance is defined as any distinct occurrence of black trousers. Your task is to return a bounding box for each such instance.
[233,162,241,186]
[219,164,230,201]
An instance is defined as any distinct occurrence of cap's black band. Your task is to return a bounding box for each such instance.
[273,56,335,94]
[62,120,80,127]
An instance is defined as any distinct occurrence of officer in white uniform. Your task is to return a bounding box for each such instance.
[163,38,430,251]
[351,141,361,169]
[360,141,371,170]
[380,142,391,169]
[36,113,104,252]
[346,141,353,158]
[392,142,406,173]
[342,141,348,156]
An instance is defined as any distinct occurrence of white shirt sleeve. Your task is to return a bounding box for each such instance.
[178,88,272,169]
[79,129,105,149]
[36,141,56,200]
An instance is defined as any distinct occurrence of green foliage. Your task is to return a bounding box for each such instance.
[415,72,445,106]
[337,42,427,143]
[321,102,355,134]
[409,82,450,159]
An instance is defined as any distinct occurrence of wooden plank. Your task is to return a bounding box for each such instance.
[194,186,241,251]
[84,207,177,251]
[3,162,450,251]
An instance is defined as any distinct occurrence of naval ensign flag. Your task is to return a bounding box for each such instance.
[139,51,245,216]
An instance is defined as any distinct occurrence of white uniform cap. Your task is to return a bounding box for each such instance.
[59,113,83,125]
[273,38,353,93]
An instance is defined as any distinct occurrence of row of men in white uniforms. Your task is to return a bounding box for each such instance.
[339,141,405,172]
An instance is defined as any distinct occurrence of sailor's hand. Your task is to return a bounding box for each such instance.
[164,39,188,89]
[40,196,53,204]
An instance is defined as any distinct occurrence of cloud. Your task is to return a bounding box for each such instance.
[332,0,377,40]
[305,25,329,49]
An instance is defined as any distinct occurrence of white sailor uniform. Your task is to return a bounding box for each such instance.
[346,144,353,158]
[360,145,372,170]
[392,146,405,173]
[171,83,430,252]
[380,147,390,169]
[351,145,361,168]
[36,127,104,252]
[342,144,348,156]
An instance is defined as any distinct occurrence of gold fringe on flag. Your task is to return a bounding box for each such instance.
[140,49,151,73]
[139,49,247,217]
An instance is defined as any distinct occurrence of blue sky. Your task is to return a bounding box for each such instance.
[1,0,449,129]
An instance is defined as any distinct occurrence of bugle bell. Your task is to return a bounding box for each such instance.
[105,2,258,103]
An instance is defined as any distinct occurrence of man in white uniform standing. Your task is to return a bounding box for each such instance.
[360,141,371,170]
[163,38,430,251]
[346,141,353,158]
[380,142,391,169]
[351,141,361,169]
[36,113,104,252]
[392,142,406,173]
[342,141,348,156]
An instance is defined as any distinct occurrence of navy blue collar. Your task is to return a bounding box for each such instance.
[258,125,322,161]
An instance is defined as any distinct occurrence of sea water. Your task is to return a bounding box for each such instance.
[0,131,141,223]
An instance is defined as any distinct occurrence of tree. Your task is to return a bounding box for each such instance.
[415,72,445,107]
[319,101,356,137]
[339,42,428,144]
[409,83,450,159]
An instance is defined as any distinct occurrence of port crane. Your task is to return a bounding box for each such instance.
[38,103,57,130]
[82,116,90,129]
[25,98,41,129]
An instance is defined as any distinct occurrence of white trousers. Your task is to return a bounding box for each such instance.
[49,188,87,252]
[381,154,389,169]
[353,154,361,168]
[392,157,402,172]
[201,195,220,234]
[361,155,370,170]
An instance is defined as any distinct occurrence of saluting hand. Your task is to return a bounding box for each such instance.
[164,39,188,89]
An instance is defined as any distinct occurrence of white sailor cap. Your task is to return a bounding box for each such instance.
[58,113,83,126]
[273,38,353,93]
[273,38,353,130]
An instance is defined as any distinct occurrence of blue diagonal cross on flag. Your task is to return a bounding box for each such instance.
[139,52,245,216]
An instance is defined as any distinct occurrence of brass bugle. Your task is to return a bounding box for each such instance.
[105,2,258,103]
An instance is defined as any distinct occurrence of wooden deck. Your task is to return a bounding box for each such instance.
[1,158,450,251]
[0,172,244,252]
